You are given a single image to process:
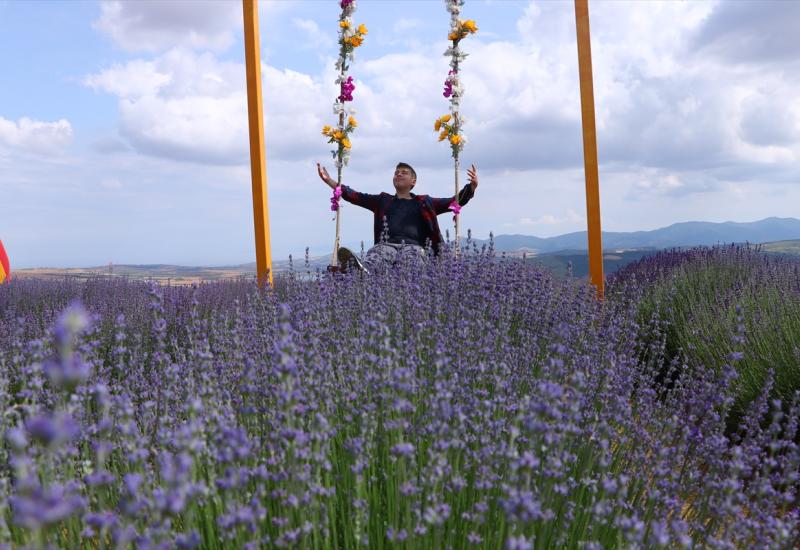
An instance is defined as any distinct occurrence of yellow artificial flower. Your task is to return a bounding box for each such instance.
[463,19,478,33]
[340,20,350,28]
[441,114,452,123]
[350,35,363,47]
[342,138,351,149]
[333,130,344,141]
[448,31,458,41]
[348,116,358,127]
[450,134,461,145]
[434,119,442,131]
[438,130,448,142]
[322,125,332,136]
[357,23,368,35]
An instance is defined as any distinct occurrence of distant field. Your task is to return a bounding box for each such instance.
[12,256,331,284]
[760,239,800,255]
[11,239,800,283]
[12,266,254,285]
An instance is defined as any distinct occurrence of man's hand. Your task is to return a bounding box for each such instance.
[467,164,478,192]
[317,162,337,189]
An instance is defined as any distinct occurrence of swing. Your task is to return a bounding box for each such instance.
[322,0,477,274]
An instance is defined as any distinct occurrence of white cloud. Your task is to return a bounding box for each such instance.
[515,209,583,227]
[83,48,330,165]
[81,0,800,185]
[292,18,334,51]
[93,0,240,53]
[0,116,73,155]
[84,59,172,98]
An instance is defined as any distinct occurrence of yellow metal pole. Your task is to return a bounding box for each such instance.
[574,0,604,300]
[243,0,273,287]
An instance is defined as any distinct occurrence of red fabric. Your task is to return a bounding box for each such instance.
[0,239,9,281]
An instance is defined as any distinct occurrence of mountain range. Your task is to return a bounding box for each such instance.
[476,217,800,253]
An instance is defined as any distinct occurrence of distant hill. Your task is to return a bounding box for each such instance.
[480,217,800,253]
[523,248,659,278]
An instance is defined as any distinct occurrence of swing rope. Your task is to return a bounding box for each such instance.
[438,0,477,256]
[323,0,367,267]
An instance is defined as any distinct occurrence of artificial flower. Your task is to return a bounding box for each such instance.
[448,200,462,219]
[342,138,351,149]
[339,76,355,102]
[357,23,368,35]
[449,134,461,146]
[330,185,343,211]
[322,125,332,135]
[348,116,358,127]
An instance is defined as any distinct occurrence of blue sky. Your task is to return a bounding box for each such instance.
[2,0,800,268]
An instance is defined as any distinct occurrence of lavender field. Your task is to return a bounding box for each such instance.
[0,245,798,549]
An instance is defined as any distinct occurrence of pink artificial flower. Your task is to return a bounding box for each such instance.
[443,70,455,98]
[448,199,461,220]
[340,0,354,8]
[339,76,355,102]
[330,185,343,211]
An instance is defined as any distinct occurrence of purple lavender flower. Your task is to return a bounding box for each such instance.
[5,427,28,450]
[11,484,87,529]
[390,442,415,457]
[25,413,80,448]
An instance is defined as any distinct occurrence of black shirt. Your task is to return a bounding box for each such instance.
[386,197,428,246]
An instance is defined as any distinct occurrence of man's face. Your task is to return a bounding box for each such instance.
[393,166,416,193]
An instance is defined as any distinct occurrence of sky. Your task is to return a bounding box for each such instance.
[2,0,800,268]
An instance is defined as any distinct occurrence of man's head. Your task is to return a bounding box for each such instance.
[393,162,417,194]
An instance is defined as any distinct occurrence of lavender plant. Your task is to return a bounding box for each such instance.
[0,246,797,548]
[611,243,800,428]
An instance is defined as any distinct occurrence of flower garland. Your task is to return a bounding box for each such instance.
[322,0,367,264]
[435,0,477,231]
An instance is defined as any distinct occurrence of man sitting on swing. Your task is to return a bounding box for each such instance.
[316,161,479,273]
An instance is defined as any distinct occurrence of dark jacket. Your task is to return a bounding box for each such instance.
[340,184,475,254]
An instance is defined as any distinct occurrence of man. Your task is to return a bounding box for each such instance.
[316,161,479,273]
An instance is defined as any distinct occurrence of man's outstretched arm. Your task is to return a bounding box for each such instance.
[431,164,479,214]
[317,163,380,213]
